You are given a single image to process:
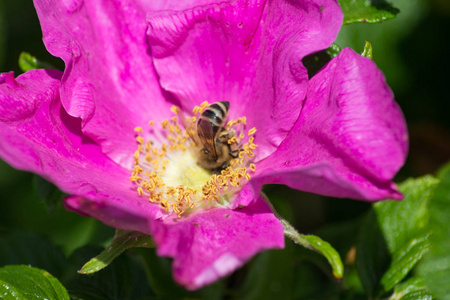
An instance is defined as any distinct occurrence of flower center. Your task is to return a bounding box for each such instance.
[130,102,257,218]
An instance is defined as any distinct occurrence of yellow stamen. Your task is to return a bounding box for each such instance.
[137,187,144,196]
[170,106,179,114]
[133,150,140,160]
[130,101,258,218]
[136,136,144,144]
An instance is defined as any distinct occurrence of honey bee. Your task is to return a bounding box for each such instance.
[192,101,238,172]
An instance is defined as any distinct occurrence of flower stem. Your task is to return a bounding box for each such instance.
[261,193,344,280]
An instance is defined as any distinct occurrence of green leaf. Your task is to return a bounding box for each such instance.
[79,230,154,274]
[18,52,55,72]
[236,190,343,299]
[302,43,341,78]
[238,242,341,300]
[64,246,155,300]
[0,1,6,68]
[376,176,436,292]
[0,232,67,279]
[315,218,366,294]
[136,248,226,299]
[357,176,438,296]
[338,0,400,24]
[418,163,450,300]
[134,248,193,298]
[326,43,342,58]
[380,233,430,292]
[356,209,391,296]
[361,41,373,59]
[388,277,432,300]
[32,175,64,213]
[0,265,70,300]
[282,219,344,279]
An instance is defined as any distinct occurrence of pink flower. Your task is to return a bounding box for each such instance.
[0,0,407,290]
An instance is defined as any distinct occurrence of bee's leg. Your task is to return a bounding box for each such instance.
[220,161,230,171]
[229,150,239,158]
[228,146,242,158]
[216,133,230,144]
[216,134,235,157]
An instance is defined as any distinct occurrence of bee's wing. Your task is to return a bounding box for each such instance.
[197,119,218,158]
[176,109,200,144]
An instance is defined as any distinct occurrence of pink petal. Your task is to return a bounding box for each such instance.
[145,0,222,10]
[151,196,284,290]
[147,0,343,160]
[255,48,408,200]
[228,179,263,209]
[33,0,173,167]
[0,70,162,233]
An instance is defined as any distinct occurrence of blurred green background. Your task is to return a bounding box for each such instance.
[0,0,449,297]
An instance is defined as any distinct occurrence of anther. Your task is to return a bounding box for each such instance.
[130,101,258,218]
[170,106,179,114]
[136,136,145,144]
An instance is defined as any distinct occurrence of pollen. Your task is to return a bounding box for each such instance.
[170,106,179,114]
[136,136,144,144]
[130,102,258,218]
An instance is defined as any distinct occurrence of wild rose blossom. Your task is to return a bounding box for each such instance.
[0,0,407,290]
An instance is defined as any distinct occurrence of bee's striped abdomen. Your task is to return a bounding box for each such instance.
[198,101,230,132]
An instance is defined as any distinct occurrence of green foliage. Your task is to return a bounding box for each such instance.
[0,265,70,300]
[32,175,64,213]
[418,163,450,300]
[357,176,437,297]
[229,192,345,299]
[0,232,155,299]
[338,0,400,24]
[380,233,430,292]
[335,0,429,96]
[79,229,154,274]
[356,209,391,296]
[18,52,55,72]
[0,1,5,69]
[303,43,342,78]
[65,246,155,300]
[375,176,436,292]
[135,248,195,298]
[282,219,344,279]
[0,233,66,278]
[388,277,432,300]
[237,241,341,300]
[361,41,373,58]
[326,43,342,58]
